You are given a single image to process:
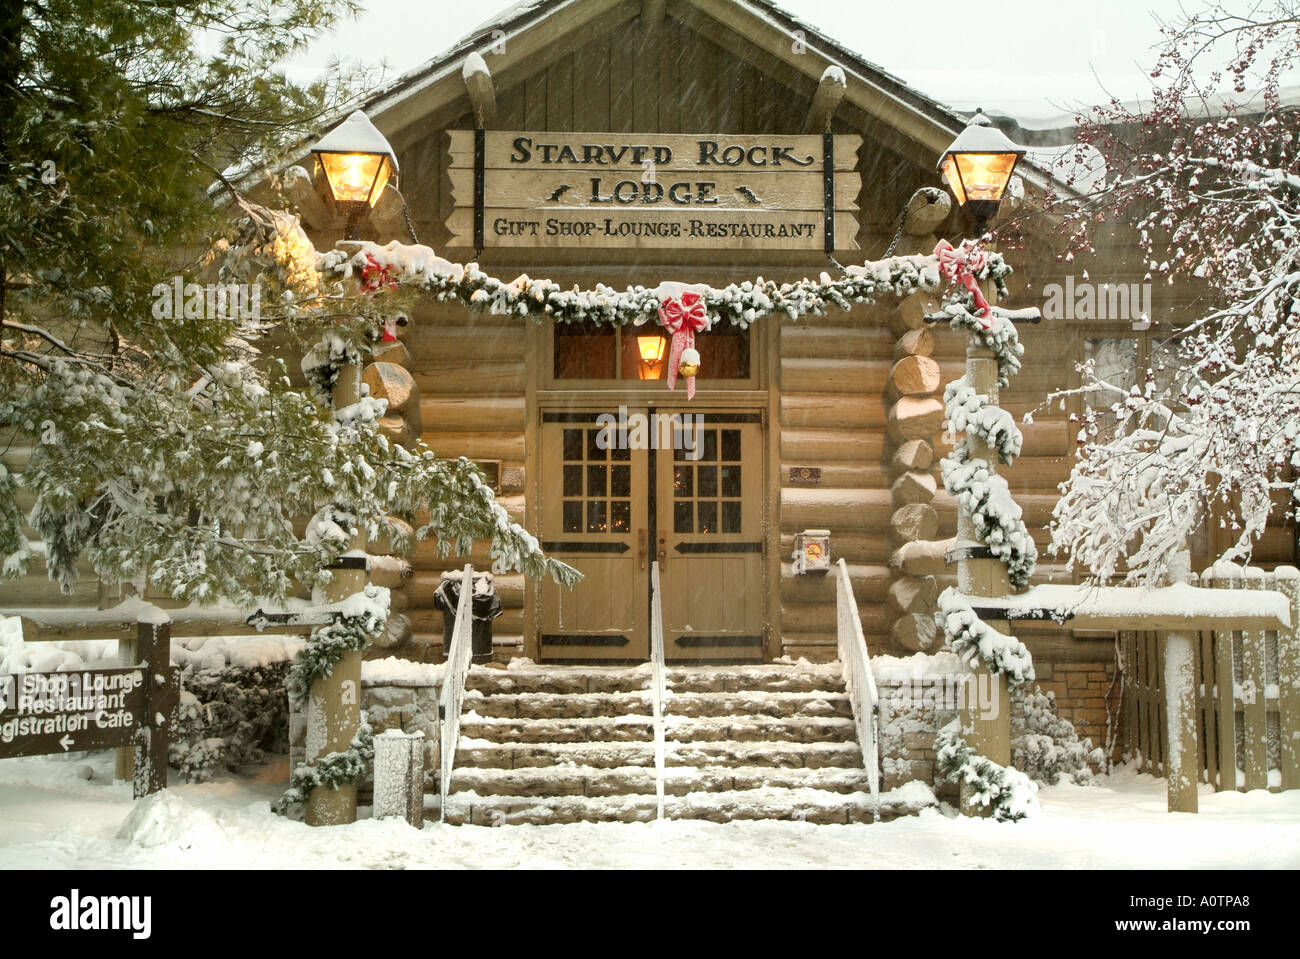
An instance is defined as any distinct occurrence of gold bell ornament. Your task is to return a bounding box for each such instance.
[678,347,701,378]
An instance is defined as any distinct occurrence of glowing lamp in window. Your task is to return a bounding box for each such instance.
[310,110,399,240]
[938,110,1025,235]
[637,333,668,380]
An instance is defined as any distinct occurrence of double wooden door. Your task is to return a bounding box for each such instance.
[539,410,765,662]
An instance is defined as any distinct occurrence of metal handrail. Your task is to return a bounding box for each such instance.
[438,563,475,822]
[835,558,881,818]
[650,561,667,820]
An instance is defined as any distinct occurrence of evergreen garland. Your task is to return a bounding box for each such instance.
[284,584,389,710]
[936,719,1039,822]
[317,242,1016,330]
[941,449,1038,590]
[273,713,375,817]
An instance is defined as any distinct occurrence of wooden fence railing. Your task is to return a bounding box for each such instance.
[1125,564,1300,793]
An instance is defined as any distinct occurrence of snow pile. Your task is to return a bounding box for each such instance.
[0,615,117,673]
[116,790,228,849]
[363,657,444,687]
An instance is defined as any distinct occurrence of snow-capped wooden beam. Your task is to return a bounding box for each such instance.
[462,52,498,129]
[283,164,335,232]
[959,583,1291,633]
[805,66,847,133]
[642,0,667,30]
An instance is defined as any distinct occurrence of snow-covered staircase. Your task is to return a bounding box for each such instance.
[435,662,934,825]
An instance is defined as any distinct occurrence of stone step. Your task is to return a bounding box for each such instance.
[463,665,847,697]
[458,714,857,745]
[465,667,649,696]
[456,739,863,770]
[448,763,876,798]
[436,783,935,826]
[464,690,651,719]
[667,666,847,695]
[466,689,852,720]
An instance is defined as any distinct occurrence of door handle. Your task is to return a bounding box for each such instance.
[657,536,667,569]
[638,529,647,570]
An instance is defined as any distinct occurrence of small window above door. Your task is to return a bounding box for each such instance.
[552,323,751,383]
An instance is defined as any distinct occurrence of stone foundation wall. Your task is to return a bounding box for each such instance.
[1032,659,1119,754]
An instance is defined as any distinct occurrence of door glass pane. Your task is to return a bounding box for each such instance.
[697,465,718,498]
[610,500,631,533]
[722,500,741,533]
[611,465,631,497]
[721,465,741,497]
[673,465,693,497]
[563,429,583,460]
[563,501,583,533]
[721,430,741,461]
[563,465,582,496]
[586,464,606,496]
[702,430,717,462]
[586,429,607,460]
[674,501,693,533]
[697,501,718,534]
[586,500,607,533]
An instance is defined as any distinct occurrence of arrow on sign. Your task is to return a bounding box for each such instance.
[59,734,74,751]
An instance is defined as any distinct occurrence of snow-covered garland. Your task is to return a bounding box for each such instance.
[274,717,374,817]
[315,241,1015,330]
[936,589,1035,687]
[936,719,1039,822]
[938,315,1038,595]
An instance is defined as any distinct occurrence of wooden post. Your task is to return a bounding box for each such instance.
[1275,567,1300,791]
[1161,552,1198,812]
[957,342,1011,816]
[115,631,137,784]
[306,360,366,827]
[132,608,177,799]
[1240,568,1269,790]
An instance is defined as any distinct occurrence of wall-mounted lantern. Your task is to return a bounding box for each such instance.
[310,110,399,240]
[636,333,668,380]
[938,109,1025,236]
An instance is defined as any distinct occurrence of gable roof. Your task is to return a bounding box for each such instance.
[260,0,1063,210]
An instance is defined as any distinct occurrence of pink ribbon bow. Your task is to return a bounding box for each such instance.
[935,239,992,328]
[658,291,710,400]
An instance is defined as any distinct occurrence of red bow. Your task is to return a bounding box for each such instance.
[935,239,992,327]
[360,252,396,294]
[658,292,710,400]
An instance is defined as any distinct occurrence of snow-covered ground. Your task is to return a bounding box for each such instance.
[0,752,1296,869]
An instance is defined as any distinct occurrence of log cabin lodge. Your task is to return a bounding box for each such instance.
[4,0,1297,790]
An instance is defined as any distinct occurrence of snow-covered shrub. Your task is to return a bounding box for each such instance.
[1013,687,1103,785]
[170,661,292,783]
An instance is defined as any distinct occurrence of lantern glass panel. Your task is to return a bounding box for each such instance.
[319,152,391,206]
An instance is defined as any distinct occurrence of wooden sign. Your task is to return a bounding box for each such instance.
[0,616,179,798]
[447,131,862,251]
[0,667,148,758]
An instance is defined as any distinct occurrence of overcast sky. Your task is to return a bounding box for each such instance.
[288,0,1211,123]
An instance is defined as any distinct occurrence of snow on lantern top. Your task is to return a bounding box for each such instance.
[311,110,399,213]
[938,110,1025,227]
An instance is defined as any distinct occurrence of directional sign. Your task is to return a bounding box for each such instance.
[0,667,148,759]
